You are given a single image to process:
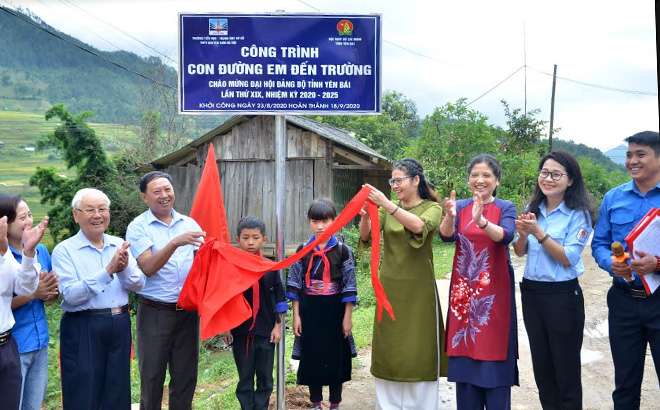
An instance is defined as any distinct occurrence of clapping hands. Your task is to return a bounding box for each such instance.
[106,242,131,275]
[22,216,49,257]
[35,270,59,302]
[515,212,541,237]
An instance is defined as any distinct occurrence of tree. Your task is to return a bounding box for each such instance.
[498,100,548,206]
[499,100,546,155]
[409,98,499,199]
[382,90,420,139]
[129,62,197,164]
[577,157,628,206]
[30,104,143,241]
[310,89,419,160]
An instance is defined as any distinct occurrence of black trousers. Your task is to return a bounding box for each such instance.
[607,284,660,410]
[60,311,132,410]
[0,336,21,410]
[309,383,343,404]
[232,334,275,410]
[521,278,584,410]
[137,302,200,410]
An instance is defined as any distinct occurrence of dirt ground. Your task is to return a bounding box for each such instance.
[281,243,660,409]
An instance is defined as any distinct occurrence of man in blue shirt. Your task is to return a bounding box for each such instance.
[53,188,145,410]
[126,171,205,410]
[592,131,660,410]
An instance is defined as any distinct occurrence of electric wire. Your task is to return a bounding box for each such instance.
[30,0,176,83]
[528,66,657,97]
[466,66,525,106]
[59,0,176,65]
[4,1,657,101]
[0,5,176,90]
[51,0,177,83]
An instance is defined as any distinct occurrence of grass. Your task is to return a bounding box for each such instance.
[434,236,455,279]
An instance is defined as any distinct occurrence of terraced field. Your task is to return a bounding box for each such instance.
[0,110,139,247]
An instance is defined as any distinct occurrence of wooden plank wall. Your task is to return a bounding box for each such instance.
[166,162,201,218]
[161,115,387,255]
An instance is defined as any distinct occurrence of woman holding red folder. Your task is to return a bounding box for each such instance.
[513,151,594,410]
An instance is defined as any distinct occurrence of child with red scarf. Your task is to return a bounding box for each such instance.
[286,199,357,410]
[222,216,287,410]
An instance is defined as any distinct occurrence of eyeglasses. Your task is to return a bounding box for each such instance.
[388,176,413,186]
[75,207,110,215]
[538,170,568,181]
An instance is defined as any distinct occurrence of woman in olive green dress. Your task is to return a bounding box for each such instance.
[359,158,447,409]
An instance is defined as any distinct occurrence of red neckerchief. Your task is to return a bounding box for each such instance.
[248,252,262,332]
[305,243,333,291]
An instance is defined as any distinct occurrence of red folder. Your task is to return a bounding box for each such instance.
[625,208,660,295]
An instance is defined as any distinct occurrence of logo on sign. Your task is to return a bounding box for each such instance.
[209,19,228,35]
[337,20,353,36]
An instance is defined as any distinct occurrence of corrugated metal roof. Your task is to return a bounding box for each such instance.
[141,115,389,170]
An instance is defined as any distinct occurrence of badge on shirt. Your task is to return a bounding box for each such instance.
[576,228,588,243]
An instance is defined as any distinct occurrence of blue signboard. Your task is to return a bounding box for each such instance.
[179,13,381,115]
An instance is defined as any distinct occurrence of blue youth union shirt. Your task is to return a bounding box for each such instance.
[519,201,591,282]
[10,243,51,354]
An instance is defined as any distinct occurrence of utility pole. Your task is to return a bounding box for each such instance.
[548,64,557,153]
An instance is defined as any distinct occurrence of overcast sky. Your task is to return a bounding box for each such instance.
[5,0,659,152]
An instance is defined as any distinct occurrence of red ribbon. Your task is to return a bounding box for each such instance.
[179,185,395,340]
[248,281,260,332]
[247,252,263,332]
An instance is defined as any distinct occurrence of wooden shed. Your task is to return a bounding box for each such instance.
[139,115,392,256]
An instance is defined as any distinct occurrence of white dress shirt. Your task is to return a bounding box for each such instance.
[53,230,145,312]
[0,249,40,332]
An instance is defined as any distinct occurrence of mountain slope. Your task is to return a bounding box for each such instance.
[551,138,625,172]
[0,6,176,124]
[603,144,627,166]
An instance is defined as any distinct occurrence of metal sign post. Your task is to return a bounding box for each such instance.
[274,115,287,409]
[178,13,383,410]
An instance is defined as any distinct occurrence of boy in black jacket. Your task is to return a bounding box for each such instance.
[222,216,287,410]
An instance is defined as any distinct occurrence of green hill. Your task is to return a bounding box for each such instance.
[0,6,174,123]
[604,144,627,166]
[550,138,625,173]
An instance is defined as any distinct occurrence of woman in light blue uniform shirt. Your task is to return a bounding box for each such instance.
[513,151,595,410]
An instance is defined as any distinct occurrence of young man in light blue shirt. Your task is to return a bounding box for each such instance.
[126,171,205,410]
[591,131,660,410]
